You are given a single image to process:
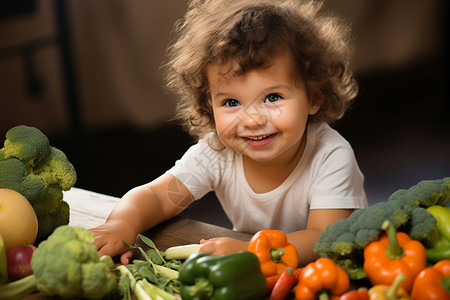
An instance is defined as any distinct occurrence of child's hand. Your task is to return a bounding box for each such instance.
[199,237,248,255]
[89,220,139,265]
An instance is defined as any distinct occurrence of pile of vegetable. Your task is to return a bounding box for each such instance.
[247,177,450,299]
[0,228,195,300]
[0,225,117,299]
[314,177,450,280]
[1,150,449,300]
[0,125,77,239]
[117,235,268,300]
[115,234,184,300]
[133,210,450,300]
[247,229,350,300]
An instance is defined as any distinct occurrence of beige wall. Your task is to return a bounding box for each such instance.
[0,0,186,135]
[0,1,68,135]
[0,0,444,136]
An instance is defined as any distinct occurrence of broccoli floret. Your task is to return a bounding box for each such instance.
[35,147,77,191]
[0,158,47,203]
[82,261,117,299]
[403,207,439,246]
[314,217,352,259]
[0,125,50,165]
[31,226,117,299]
[313,177,450,280]
[388,177,450,208]
[315,201,410,260]
[0,125,77,239]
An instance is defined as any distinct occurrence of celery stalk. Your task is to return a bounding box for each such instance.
[135,279,177,300]
[153,265,179,280]
[164,244,202,260]
[115,265,136,292]
[0,274,37,300]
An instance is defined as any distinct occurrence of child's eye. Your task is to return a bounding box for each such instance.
[223,99,240,107]
[264,93,283,103]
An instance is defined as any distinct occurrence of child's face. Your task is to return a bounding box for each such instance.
[207,50,319,164]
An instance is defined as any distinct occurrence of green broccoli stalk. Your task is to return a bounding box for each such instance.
[0,274,38,300]
[0,125,77,239]
[0,226,117,300]
[313,177,450,280]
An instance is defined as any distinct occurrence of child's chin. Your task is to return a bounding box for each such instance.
[242,151,277,162]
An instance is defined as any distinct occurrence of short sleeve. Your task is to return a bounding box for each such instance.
[166,137,231,200]
[309,141,367,209]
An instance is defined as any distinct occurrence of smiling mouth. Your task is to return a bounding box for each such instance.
[245,134,273,141]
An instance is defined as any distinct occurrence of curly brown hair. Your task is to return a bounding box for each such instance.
[164,0,358,141]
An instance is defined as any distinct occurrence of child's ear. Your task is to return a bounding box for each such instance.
[310,104,320,115]
[309,92,324,115]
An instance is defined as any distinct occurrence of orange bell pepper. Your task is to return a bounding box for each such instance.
[248,229,299,276]
[295,257,350,300]
[363,220,426,292]
[410,259,450,300]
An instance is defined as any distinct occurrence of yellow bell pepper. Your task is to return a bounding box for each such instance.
[368,273,409,300]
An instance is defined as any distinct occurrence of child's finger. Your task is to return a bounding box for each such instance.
[120,250,133,265]
[200,238,220,244]
[199,241,216,254]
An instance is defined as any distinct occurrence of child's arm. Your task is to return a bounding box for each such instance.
[199,209,353,267]
[89,173,193,264]
[286,208,353,266]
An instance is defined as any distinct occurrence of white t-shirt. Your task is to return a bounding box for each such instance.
[166,122,367,234]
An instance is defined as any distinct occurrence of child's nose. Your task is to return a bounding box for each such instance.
[239,105,268,128]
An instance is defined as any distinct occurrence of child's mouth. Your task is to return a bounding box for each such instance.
[246,134,271,141]
[243,133,276,146]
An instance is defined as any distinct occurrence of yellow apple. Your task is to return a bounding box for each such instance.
[0,189,38,252]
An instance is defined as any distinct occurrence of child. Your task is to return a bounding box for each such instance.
[91,0,368,266]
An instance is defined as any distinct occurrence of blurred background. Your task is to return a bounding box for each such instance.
[0,0,448,228]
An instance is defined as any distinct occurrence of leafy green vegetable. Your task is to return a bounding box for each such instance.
[120,235,182,296]
[114,265,135,300]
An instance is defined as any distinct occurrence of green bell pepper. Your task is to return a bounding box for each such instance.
[178,251,267,300]
[425,205,450,262]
